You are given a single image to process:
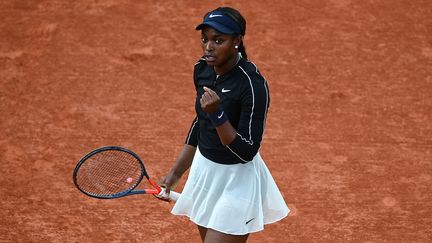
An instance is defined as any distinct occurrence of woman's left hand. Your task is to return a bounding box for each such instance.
[200,86,220,113]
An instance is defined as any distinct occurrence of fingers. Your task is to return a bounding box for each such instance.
[201,87,213,104]
[156,177,172,202]
[157,177,168,190]
[203,86,210,92]
[158,172,180,195]
[203,86,214,94]
[200,90,210,104]
[158,177,171,193]
[164,184,171,194]
[203,86,219,97]
[157,170,182,202]
[200,87,220,113]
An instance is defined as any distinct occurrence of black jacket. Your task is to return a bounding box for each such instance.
[185,57,270,164]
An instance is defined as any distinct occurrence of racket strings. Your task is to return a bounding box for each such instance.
[76,150,143,197]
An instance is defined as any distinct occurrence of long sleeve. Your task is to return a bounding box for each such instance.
[226,70,269,162]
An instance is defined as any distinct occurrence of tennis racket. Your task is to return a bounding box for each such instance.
[73,146,180,201]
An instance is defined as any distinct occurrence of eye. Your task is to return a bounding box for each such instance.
[215,39,224,44]
[201,37,208,43]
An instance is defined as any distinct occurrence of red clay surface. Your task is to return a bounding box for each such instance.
[1,0,431,242]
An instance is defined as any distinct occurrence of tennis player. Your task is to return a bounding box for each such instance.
[159,7,289,243]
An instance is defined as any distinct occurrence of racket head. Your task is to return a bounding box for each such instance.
[73,146,149,199]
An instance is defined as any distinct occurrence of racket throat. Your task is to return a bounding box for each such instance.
[148,178,163,194]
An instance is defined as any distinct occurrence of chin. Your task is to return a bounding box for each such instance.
[205,60,216,66]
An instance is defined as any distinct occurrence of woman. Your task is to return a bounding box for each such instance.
[159,7,289,243]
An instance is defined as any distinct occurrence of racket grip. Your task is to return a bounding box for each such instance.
[159,188,181,202]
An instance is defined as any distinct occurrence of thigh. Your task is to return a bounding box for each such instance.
[204,228,249,243]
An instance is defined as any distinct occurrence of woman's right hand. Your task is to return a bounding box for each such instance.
[157,170,181,201]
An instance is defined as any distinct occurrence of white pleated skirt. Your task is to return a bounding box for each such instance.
[171,147,290,235]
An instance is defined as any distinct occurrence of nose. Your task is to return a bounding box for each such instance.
[204,41,214,52]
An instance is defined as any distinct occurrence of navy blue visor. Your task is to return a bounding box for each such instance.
[195,11,242,35]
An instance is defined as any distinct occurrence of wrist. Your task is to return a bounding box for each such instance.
[207,107,228,127]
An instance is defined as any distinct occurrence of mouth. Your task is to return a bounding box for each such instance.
[204,54,216,62]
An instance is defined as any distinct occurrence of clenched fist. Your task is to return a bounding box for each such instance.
[200,86,220,114]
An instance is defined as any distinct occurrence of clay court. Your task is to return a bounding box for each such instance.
[1,0,431,242]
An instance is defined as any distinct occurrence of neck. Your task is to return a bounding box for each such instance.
[214,53,240,75]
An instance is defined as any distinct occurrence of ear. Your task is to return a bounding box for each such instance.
[233,35,242,48]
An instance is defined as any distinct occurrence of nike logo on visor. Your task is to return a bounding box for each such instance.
[221,88,231,93]
[209,14,223,18]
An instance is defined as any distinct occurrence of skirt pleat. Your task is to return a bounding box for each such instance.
[171,147,289,235]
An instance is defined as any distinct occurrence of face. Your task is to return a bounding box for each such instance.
[200,26,240,73]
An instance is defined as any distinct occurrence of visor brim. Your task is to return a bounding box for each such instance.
[196,22,237,35]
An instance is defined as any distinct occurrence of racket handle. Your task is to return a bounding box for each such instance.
[158,188,181,202]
